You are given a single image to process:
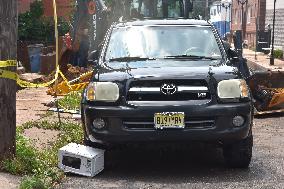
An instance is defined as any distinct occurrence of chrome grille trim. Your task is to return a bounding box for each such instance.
[129,87,160,92]
[129,86,209,93]
[178,86,208,92]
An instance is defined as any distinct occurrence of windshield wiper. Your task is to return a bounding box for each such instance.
[164,55,220,60]
[109,57,156,62]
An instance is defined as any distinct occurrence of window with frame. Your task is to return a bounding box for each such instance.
[247,6,251,24]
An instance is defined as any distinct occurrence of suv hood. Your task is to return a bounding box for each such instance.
[96,61,240,82]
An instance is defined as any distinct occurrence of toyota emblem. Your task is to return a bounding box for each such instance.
[161,83,177,95]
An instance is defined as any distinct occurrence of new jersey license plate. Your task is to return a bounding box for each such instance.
[154,112,185,129]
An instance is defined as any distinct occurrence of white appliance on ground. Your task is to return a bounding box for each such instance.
[58,143,105,177]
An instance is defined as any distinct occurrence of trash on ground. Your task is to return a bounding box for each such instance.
[58,143,104,177]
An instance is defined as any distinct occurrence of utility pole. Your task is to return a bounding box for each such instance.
[222,0,232,36]
[0,0,17,158]
[238,0,248,40]
[270,0,277,65]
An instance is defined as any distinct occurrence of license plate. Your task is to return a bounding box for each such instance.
[154,112,185,129]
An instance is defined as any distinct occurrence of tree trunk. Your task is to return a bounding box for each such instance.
[0,0,17,159]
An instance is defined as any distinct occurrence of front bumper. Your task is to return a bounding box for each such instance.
[82,102,253,145]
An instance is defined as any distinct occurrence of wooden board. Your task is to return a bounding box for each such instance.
[0,0,17,158]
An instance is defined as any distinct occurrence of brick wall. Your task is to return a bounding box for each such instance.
[231,0,266,48]
[18,0,35,14]
[43,0,74,21]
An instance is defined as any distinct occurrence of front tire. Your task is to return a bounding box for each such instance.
[223,135,253,168]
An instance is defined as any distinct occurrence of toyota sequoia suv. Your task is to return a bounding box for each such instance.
[81,19,253,168]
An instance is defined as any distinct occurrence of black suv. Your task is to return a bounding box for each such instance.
[81,19,253,168]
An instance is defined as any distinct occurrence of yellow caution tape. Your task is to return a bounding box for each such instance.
[0,69,18,81]
[0,0,61,88]
[0,66,60,87]
[17,68,60,88]
[0,1,90,92]
[0,60,17,67]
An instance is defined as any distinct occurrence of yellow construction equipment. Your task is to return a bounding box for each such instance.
[249,71,284,114]
[268,88,284,108]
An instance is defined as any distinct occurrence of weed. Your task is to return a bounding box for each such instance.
[20,176,46,189]
[57,91,82,111]
[40,111,54,119]
[2,132,42,175]
[274,49,283,59]
[1,120,84,189]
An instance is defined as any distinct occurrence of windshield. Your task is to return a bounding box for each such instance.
[105,26,222,61]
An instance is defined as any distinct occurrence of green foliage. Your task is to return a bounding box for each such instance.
[30,1,44,18]
[273,49,283,59]
[1,121,83,189]
[18,0,70,42]
[57,91,82,111]
[104,0,113,6]
[20,176,46,189]
[2,131,42,175]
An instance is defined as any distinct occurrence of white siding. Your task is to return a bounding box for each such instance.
[266,0,284,10]
[266,0,284,47]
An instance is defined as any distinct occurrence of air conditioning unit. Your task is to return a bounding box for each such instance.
[58,143,105,177]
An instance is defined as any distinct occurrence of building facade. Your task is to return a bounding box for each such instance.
[18,0,73,21]
[210,0,232,38]
[231,0,266,48]
[18,0,36,14]
[266,0,284,48]
[43,0,74,21]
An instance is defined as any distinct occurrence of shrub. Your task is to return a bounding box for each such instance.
[273,49,283,59]
[18,1,70,43]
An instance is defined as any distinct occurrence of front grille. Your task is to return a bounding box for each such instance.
[123,117,215,130]
[130,79,208,87]
[127,79,211,101]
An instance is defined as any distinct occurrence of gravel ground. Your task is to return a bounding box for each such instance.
[58,114,284,189]
[0,173,20,189]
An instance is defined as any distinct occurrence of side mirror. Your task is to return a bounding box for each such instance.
[88,50,99,66]
[227,48,239,61]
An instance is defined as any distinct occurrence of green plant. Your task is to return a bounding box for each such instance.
[273,49,283,59]
[20,176,46,189]
[57,91,82,111]
[1,121,83,189]
[2,131,42,175]
[18,0,70,43]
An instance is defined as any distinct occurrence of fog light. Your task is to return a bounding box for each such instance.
[232,116,245,127]
[93,118,106,129]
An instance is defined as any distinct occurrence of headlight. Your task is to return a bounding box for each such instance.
[217,79,249,99]
[86,82,119,102]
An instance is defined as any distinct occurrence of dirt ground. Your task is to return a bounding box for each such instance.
[16,87,54,126]
[0,173,20,189]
